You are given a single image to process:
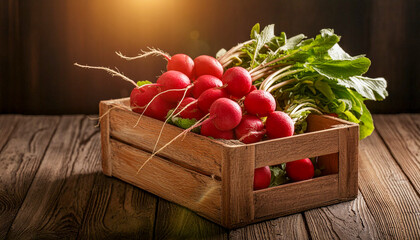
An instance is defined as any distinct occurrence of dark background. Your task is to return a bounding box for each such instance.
[1,0,419,114]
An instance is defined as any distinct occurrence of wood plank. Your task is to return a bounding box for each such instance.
[0,116,59,239]
[254,175,339,219]
[305,191,381,240]
[109,139,222,223]
[254,128,340,168]
[0,115,20,151]
[153,199,228,240]
[222,145,255,228]
[229,214,309,240]
[7,116,101,239]
[0,116,60,238]
[77,173,157,239]
[99,101,112,176]
[373,114,420,193]
[105,100,225,177]
[338,125,359,200]
[358,131,420,239]
[307,114,358,132]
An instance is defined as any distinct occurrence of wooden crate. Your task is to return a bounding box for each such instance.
[99,98,359,229]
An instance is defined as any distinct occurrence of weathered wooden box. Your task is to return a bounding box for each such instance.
[99,98,359,229]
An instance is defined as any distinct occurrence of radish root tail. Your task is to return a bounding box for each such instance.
[136,113,210,174]
[152,86,192,153]
[116,47,171,62]
[74,63,138,88]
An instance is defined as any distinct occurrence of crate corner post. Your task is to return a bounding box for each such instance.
[338,124,359,200]
[221,144,255,228]
[99,101,113,176]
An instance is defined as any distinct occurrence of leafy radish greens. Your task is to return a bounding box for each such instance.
[218,23,388,139]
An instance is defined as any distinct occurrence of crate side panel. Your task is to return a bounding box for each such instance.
[108,106,224,177]
[255,129,339,168]
[253,174,339,219]
[109,139,221,223]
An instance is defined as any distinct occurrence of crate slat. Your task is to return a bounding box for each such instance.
[109,139,222,223]
[105,100,225,177]
[254,128,340,168]
[253,174,339,219]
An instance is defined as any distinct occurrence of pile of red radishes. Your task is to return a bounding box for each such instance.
[129,53,315,190]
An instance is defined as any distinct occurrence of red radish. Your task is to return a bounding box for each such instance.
[286,158,314,182]
[244,90,276,117]
[174,97,205,120]
[250,85,257,92]
[266,111,294,139]
[129,84,160,116]
[194,55,224,79]
[148,95,176,121]
[166,54,195,79]
[209,98,242,131]
[197,88,229,113]
[222,67,252,98]
[200,119,234,140]
[192,75,223,98]
[157,70,191,103]
[235,115,265,144]
[254,166,271,190]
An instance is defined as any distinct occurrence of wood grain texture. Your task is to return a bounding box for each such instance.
[222,145,255,228]
[0,115,20,151]
[110,139,222,223]
[229,214,309,240]
[7,116,101,239]
[338,126,359,200]
[358,131,420,239]
[100,101,112,176]
[254,128,340,168]
[254,175,339,219]
[373,114,420,193]
[0,116,60,238]
[305,191,381,240]
[154,199,228,240]
[307,114,358,131]
[78,173,157,239]
[105,100,225,177]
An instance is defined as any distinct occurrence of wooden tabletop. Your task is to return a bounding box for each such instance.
[0,114,419,239]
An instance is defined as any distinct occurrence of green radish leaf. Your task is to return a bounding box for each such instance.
[137,80,152,87]
[359,102,374,139]
[167,110,200,133]
[309,57,371,79]
[314,79,335,100]
[280,33,306,51]
[250,23,260,39]
[328,43,365,60]
[338,76,388,101]
[269,165,289,187]
[251,24,275,67]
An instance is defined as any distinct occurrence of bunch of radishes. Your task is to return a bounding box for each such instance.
[127,53,314,190]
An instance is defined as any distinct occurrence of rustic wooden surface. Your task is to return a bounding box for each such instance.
[0,114,419,239]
